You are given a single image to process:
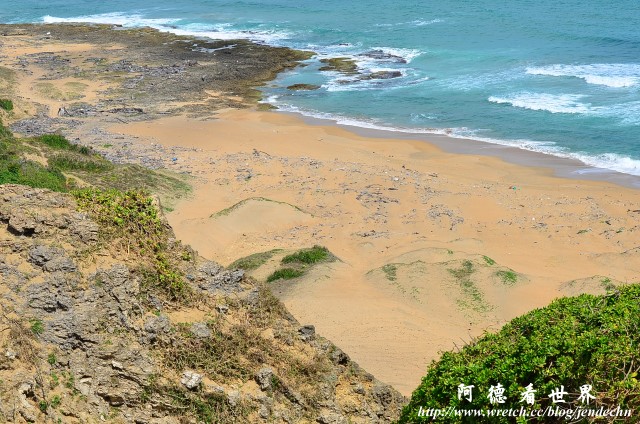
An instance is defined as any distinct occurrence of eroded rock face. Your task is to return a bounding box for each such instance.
[0,185,405,423]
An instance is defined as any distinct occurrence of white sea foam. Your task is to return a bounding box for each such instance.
[489,93,591,114]
[41,13,292,44]
[374,18,443,27]
[526,63,640,88]
[489,92,640,125]
[267,102,457,135]
[42,13,179,27]
[168,24,292,44]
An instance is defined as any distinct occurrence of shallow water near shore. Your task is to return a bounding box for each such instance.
[3,0,640,175]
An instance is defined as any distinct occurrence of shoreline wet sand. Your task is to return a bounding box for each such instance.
[288,112,640,190]
[2,23,640,395]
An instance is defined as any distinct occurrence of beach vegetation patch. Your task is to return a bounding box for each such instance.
[49,152,113,173]
[266,268,304,282]
[448,260,475,281]
[601,277,616,291]
[281,245,332,265]
[211,197,308,218]
[228,249,284,271]
[36,134,75,150]
[1,125,69,191]
[80,164,191,210]
[400,283,640,423]
[265,246,334,283]
[482,255,496,266]
[0,99,13,111]
[448,260,491,313]
[382,264,398,282]
[0,159,68,192]
[496,269,518,285]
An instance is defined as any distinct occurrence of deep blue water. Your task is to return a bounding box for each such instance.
[3,0,640,174]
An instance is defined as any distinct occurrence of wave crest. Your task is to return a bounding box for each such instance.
[526,63,640,88]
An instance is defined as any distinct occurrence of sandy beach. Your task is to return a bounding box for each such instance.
[109,110,640,395]
[3,24,640,396]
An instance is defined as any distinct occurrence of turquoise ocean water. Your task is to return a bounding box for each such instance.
[3,0,640,175]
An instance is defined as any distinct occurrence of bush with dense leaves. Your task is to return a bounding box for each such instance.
[400,284,640,423]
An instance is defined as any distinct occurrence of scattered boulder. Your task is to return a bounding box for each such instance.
[331,347,350,365]
[181,371,203,390]
[255,367,275,390]
[358,49,407,63]
[190,322,212,339]
[359,70,403,81]
[143,314,170,343]
[298,325,316,341]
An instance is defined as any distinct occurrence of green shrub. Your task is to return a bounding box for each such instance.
[267,268,304,282]
[0,99,13,111]
[0,158,67,192]
[30,319,44,335]
[37,134,74,150]
[399,284,640,423]
[282,245,331,265]
[49,153,112,172]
